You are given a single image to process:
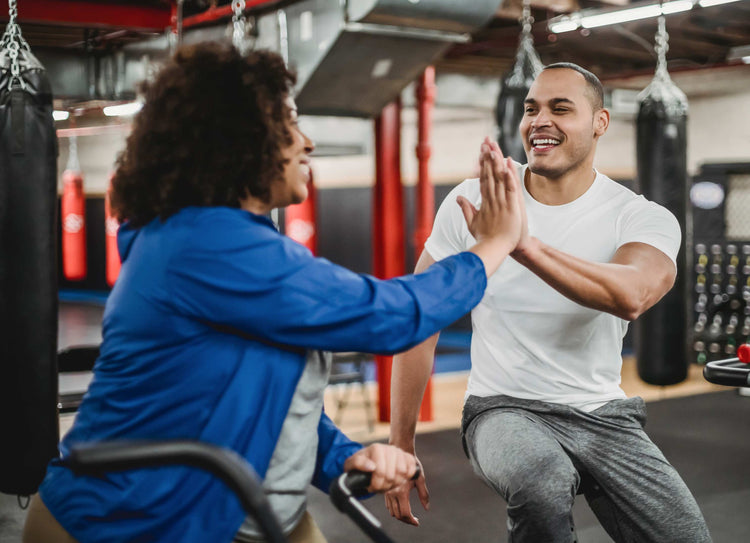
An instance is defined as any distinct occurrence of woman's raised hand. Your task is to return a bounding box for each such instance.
[460,137,524,276]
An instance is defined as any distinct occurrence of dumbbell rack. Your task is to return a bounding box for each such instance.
[691,241,750,365]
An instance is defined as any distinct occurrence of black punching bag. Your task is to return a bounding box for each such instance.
[0,16,59,495]
[634,18,688,386]
[495,7,542,163]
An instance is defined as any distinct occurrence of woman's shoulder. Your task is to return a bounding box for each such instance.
[158,207,280,255]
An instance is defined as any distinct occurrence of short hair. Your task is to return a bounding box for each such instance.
[542,62,604,111]
[111,42,296,227]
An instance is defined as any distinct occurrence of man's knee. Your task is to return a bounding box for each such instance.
[505,467,577,520]
[504,474,578,543]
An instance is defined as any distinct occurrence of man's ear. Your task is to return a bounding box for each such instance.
[594,108,610,137]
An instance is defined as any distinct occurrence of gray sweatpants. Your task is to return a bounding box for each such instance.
[462,395,711,543]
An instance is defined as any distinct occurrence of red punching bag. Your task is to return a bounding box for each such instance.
[284,176,317,253]
[61,135,87,280]
[104,175,121,286]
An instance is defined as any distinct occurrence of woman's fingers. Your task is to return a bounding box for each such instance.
[347,444,419,493]
[478,144,493,207]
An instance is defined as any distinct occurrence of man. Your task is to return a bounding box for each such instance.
[385,63,711,542]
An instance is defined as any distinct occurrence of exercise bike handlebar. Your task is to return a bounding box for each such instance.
[64,440,288,543]
[329,467,420,543]
[703,357,750,387]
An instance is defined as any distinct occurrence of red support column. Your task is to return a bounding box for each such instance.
[414,66,436,422]
[373,98,405,422]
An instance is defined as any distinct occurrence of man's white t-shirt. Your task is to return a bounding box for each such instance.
[425,165,681,411]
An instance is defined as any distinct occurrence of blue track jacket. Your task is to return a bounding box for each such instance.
[40,207,487,542]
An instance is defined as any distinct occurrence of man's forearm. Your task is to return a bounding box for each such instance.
[512,237,674,321]
[389,334,439,453]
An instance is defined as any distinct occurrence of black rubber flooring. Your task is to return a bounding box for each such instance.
[308,390,750,542]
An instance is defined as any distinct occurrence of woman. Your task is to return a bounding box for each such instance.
[24,42,522,543]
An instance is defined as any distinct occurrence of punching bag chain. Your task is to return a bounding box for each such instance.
[494,0,543,163]
[232,0,248,53]
[2,0,29,89]
[654,15,669,82]
[507,0,543,89]
[521,0,533,37]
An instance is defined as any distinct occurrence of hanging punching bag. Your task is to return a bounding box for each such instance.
[495,1,543,163]
[0,5,59,495]
[105,173,120,287]
[634,17,689,386]
[61,135,87,281]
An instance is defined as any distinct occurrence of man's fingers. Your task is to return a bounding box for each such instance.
[395,495,419,526]
[386,487,420,526]
[416,477,431,511]
[385,493,399,518]
[505,157,519,192]
[457,196,477,229]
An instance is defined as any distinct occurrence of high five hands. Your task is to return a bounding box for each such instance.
[456,137,528,277]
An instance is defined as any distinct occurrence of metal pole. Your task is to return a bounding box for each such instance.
[373,98,404,422]
[414,66,436,422]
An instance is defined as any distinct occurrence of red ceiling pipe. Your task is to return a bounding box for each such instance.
[6,0,171,31]
[413,66,437,422]
[182,0,281,29]
[373,98,405,423]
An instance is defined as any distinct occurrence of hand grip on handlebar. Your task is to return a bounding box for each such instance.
[328,467,421,543]
[341,466,422,498]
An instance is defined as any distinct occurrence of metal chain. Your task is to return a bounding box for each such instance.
[509,0,543,82]
[517,0,541,68]
[3,0,30,88]
[520,0,533,37]
[232,0,247,52]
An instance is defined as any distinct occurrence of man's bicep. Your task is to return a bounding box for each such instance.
[611,242,677,296]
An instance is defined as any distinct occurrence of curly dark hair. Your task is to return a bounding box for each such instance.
[111,42,296,227]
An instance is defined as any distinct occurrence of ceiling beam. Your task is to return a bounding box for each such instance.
[182,0,284,29]
[2,0,171,31]
[495,0,580,20]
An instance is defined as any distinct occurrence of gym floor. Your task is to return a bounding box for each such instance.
[1,301,746,542]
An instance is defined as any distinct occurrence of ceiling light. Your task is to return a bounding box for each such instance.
[53,110,70,121]
[103,102,143,117]
[548,0,698,33]
[548,17,580,33]
[661,0,695,14]
[727,44,750,63]
[581,4,662,28]
[699,0,742,6]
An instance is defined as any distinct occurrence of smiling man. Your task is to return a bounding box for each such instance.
[385,63,712,542]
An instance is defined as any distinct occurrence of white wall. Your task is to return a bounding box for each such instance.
[597,65,750,181]
[56,65,750,195]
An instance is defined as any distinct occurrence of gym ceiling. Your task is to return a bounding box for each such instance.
[3,0,749,102]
